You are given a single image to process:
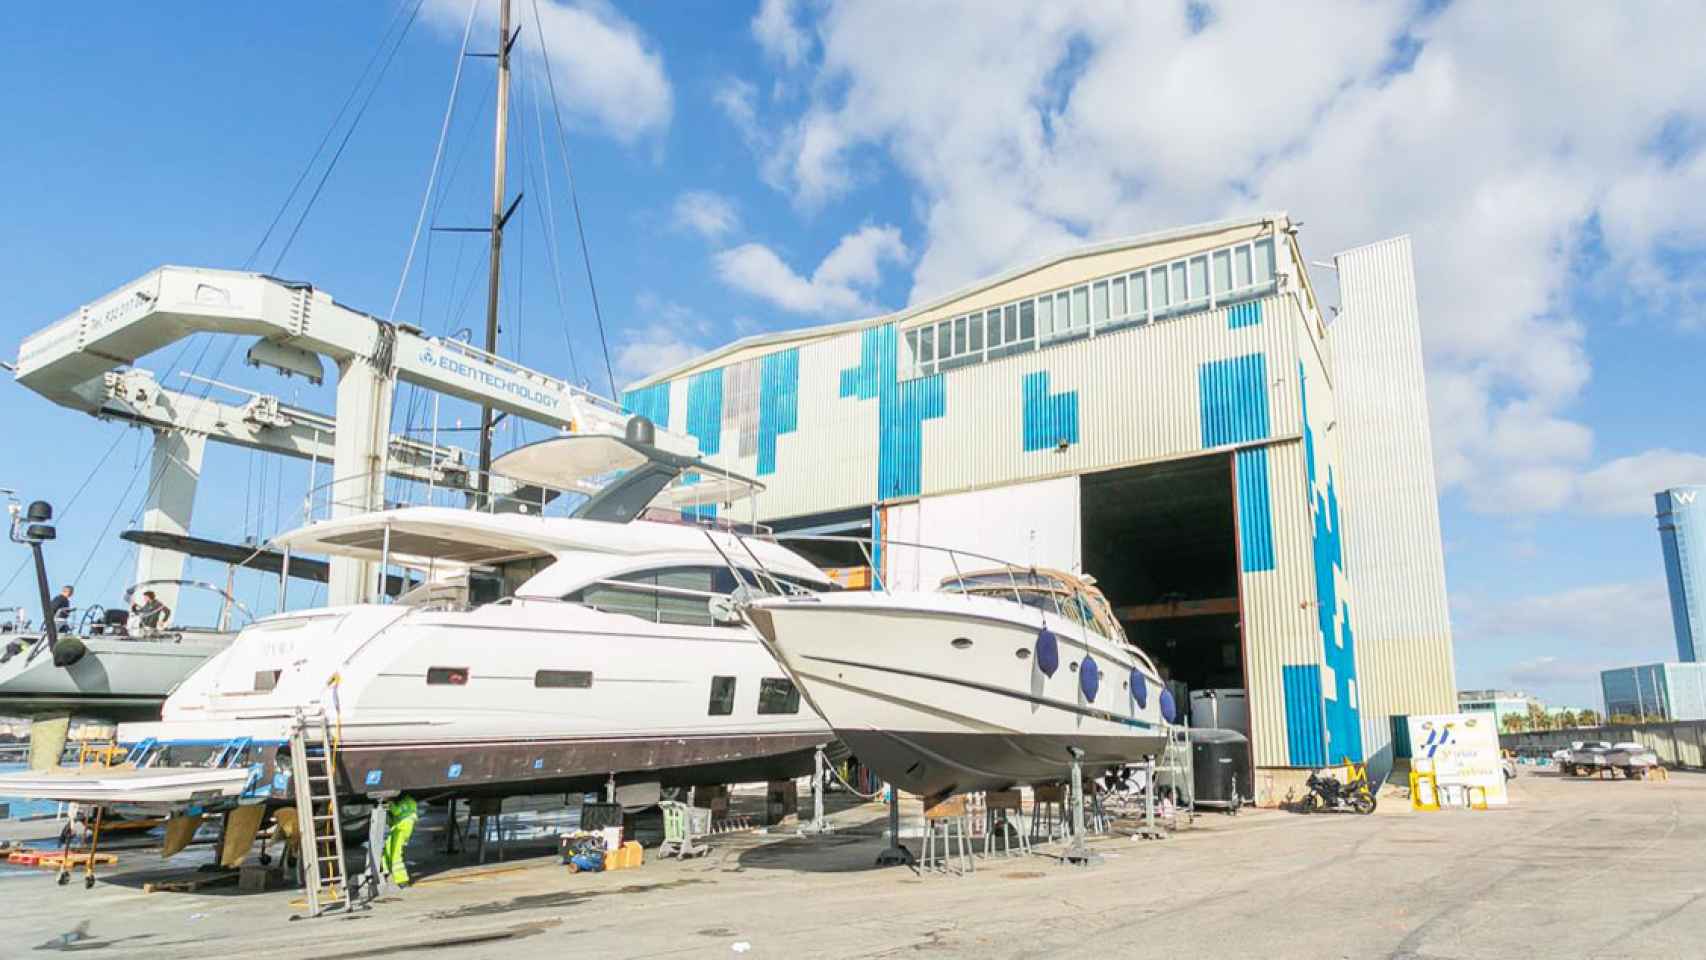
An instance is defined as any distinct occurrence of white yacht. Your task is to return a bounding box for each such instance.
[744,565,1169,801]
[0,430,835,813]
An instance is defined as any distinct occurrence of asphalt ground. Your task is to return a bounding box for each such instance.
[0,768,1699,959]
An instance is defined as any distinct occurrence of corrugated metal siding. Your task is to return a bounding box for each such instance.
[638,293,1306,521]
[1240,439,1325,768]
[1329,236,1456,767]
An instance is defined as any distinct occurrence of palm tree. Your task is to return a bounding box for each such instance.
[1556,709,1577,728]
[1501,712,1525,735]
[1525,701,1551,732]
[1576,708,1599,727]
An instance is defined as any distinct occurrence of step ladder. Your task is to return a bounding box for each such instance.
[290,710,350,917]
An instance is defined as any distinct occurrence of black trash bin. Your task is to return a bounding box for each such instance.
[1191,728,1252,813]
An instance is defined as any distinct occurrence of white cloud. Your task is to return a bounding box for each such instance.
[1454,581,1676,703]
[715,224,908,316]
[672,191,739,240]
[735,1,1706,514]
[616,294,712,384]
[1458,580,1672,646]
[1578,450,1706,515]
[751,0,810,68]
[425,0,672,142]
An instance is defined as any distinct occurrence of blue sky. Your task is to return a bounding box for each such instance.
[2,1,1703,710]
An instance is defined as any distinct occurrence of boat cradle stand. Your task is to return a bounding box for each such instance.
[875,787,915,868]
[797,745,834,837]
[1061,749,1101,867]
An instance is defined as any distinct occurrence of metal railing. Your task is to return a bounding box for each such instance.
[302,467,595,525]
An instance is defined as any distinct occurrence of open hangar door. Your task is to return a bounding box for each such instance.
[1079,454,1247,735]
[882,477,1081,592]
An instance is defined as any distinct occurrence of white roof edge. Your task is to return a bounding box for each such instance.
[627,211,1291,389]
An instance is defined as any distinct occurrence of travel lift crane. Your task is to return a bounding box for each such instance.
[12,264,696,608]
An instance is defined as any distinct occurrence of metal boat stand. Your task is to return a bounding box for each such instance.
[797,746,835,836]
[1133,757,1167,841]
[874,786,915,867]
[1062,749,1101,866]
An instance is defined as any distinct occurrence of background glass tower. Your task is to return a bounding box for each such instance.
[1656,485,1706,662]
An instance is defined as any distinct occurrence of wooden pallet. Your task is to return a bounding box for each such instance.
[36,852,118,869]
[141,871,240,894]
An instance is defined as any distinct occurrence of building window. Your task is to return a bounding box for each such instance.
[1151,266,1170,314]
[708,675,737,716]
[887,231,1280,380]
[757,677,801,714]
[1253,238,1275,285]
[536,669,592,689]
[1130,271,1148,320]
[1188,255,1209,305]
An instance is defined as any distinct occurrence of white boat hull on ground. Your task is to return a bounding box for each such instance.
[746,592,1169,799]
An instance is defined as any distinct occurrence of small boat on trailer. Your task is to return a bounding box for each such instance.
[743,561,1171,802]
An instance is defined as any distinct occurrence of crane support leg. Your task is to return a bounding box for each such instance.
[327,356,395,606]
[134,429,207,612]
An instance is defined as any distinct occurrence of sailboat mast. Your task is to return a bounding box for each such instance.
[477,0,513,492]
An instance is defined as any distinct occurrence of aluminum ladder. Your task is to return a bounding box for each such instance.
[290,710,350,917]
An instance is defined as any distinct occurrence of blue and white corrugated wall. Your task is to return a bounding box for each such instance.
[1327,236,1456,776]
[620,223,1451,775]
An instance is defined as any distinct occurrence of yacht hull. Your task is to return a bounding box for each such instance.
[0,633,230,721]
[747,595,1169,798]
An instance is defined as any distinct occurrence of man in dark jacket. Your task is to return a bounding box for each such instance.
[49,585,73,629]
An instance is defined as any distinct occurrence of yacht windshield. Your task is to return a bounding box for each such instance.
[940,567,1128,644]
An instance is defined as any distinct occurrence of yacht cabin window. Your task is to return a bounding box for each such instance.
[564,565,829,627]
[757,677,801,715]
[708,676,737,715]
[535,669,592,689]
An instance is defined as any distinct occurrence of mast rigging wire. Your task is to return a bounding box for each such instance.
[270,0,427,275]
[529,0,618,398]
[387,0,480,322]
[246,0,417,272]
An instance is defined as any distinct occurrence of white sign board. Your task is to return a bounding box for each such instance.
[1407,712,1508,806]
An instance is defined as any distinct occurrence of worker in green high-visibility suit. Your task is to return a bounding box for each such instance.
[381,796,418,886]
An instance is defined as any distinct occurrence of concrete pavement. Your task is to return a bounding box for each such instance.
[2,770,1702,959]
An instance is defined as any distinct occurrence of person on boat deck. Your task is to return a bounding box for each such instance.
[130,590,171,633]
[49,585,73,628]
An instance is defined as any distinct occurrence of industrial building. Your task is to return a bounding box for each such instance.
[1657,485,1706,662]
[623,214,1456,802]
[1457,689,1540,728]
[1601,662,1706,722]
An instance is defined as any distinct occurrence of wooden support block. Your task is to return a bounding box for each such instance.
[699,785,731,819]
[142,871,239,894]
[764,780,798,826]
[986,790,1023,811]
[1032,784,1065,804]
[924,796,968,819]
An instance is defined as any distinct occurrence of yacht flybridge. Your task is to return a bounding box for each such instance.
[0,425,837,814]
[744,560,1170,801]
